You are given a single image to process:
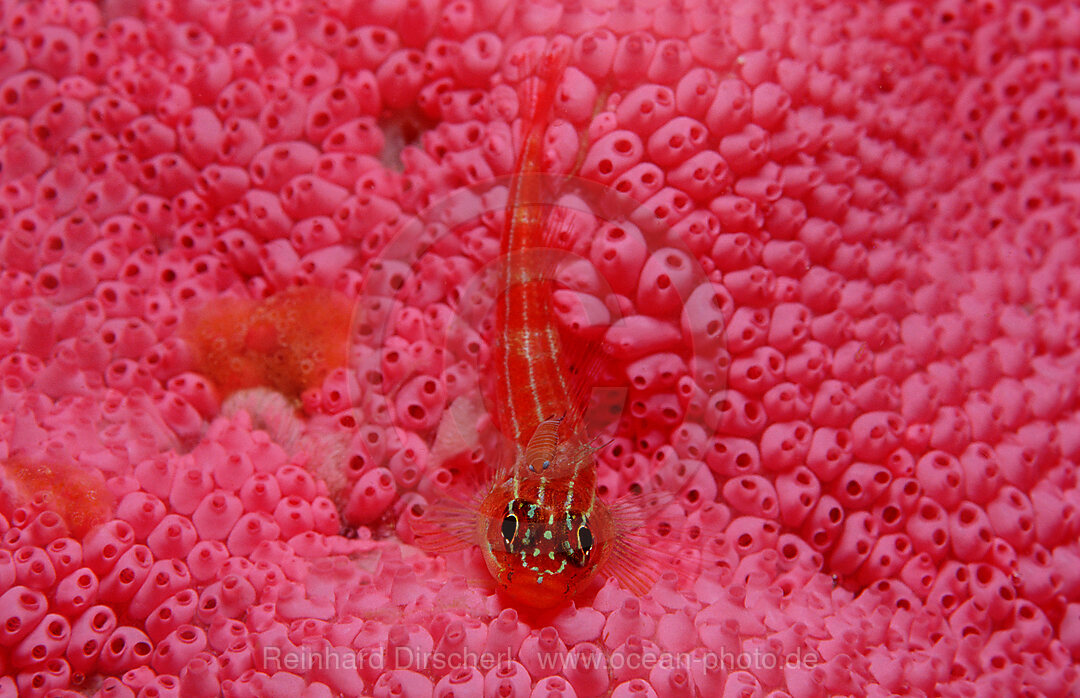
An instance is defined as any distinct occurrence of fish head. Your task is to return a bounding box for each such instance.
[478,477,615,608]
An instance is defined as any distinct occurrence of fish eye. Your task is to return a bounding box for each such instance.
[501,513,518,550]
[577,524,593,556]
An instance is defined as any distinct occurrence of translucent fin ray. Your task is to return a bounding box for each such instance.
[601,491,685,596]
[411,498,481,554]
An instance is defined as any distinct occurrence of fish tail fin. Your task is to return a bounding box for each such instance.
[514,40,571,183]
[518,39,570,129]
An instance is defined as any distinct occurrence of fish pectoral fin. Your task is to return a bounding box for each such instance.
[600,491,686,596]
[411,499,480,554]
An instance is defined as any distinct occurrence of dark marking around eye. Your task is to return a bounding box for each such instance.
[501,513,518,552]
[578,525,593,555]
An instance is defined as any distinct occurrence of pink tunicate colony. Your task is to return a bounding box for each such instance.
[0,0,1077,696]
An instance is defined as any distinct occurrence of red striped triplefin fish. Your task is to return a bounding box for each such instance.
[415,43,668,609]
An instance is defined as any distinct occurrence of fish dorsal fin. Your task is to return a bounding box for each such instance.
[537,204,575,251]
[536,206,619,438]
[524,416,562,473]
[559,324,612,432]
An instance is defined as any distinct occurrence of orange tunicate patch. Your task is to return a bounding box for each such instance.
[182,286,354,401]
[1,457,115,538]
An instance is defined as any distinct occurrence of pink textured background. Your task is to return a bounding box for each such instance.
[0,0,1078,696]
